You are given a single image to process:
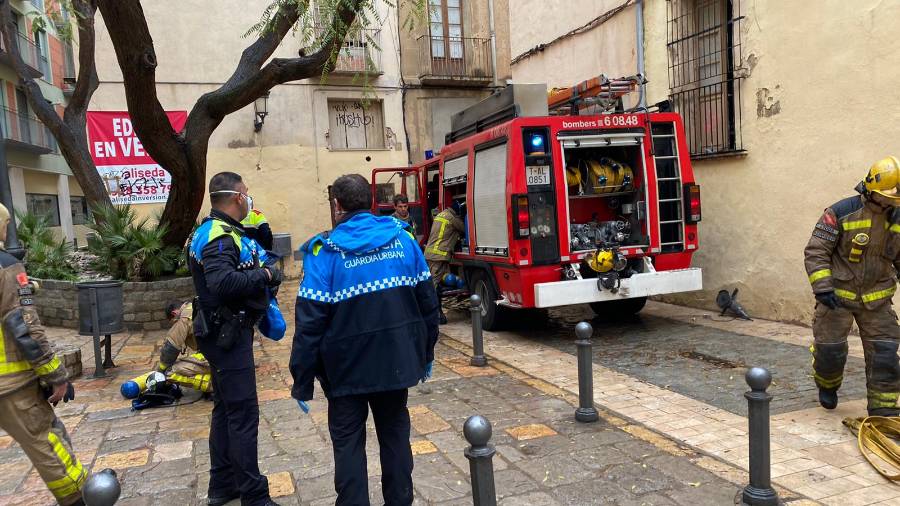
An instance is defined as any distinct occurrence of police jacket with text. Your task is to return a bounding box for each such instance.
[290,211,440,401]
[805,194,900,310]
[188,210,271,334]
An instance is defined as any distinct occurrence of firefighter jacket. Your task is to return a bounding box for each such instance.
[0,249,67,396]
[188,210,272,334]
[241,209,274,251]
[291,211,440,401]
[425,208,464,262]
[805,195,900,309]
[157,302,207,372]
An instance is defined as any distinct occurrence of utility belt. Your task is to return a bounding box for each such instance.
[192,297,260,351]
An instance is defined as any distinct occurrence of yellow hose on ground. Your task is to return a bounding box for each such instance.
[843,416,900,481]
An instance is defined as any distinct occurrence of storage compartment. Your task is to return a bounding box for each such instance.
[560,136,649,252]
[442,153,471,254]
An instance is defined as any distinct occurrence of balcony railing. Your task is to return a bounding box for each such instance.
[0,32,47,77]
[417,35,493,84]
[314,26,383,75]
[1,107,55,153]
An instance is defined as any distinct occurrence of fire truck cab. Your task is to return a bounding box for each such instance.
[370,81,703,329]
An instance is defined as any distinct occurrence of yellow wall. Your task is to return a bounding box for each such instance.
[510,0,900,323]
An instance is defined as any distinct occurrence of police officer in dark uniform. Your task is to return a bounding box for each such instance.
[188,172,282,506]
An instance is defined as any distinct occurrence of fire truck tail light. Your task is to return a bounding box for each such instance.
[684,184,701,224]
[513,194,530,238]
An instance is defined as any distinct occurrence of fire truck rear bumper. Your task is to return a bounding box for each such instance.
[532,268,703,308]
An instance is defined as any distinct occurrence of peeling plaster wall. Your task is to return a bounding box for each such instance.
[512,0,900,324]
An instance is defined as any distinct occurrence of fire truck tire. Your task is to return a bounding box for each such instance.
[469,270,507,331]
[589,297,648,319]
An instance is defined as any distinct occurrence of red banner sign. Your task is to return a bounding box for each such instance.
[87,111,187,204]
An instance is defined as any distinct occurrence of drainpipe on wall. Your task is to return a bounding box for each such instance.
[636,0,646,109]
[488,0,498,87]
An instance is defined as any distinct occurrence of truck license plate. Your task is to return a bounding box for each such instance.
[526,165,550,186]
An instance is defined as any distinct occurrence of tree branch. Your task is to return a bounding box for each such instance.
[96,0,189,180]
[188,0,363,127]
[64,0,99,121]
[0,0,109,209]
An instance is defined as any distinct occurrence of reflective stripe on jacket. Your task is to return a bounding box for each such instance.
[424,208,464,262]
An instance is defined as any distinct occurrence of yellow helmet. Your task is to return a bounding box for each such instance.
[586,249,615,273]
[863,156,900,204]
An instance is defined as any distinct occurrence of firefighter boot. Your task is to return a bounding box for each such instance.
[810,338,850,410]
[818,388,838,410]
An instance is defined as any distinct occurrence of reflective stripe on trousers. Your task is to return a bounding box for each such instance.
[46,431,87,499]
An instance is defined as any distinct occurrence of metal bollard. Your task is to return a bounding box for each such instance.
[575,321,599,423]
[82,468,121,506]
[89,288,106,378]
[741,367,779,506]
[464,415,497,506]
[469,294,487,367]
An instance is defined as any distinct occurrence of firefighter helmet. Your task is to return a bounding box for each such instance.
[862,156,900,205]
[586,249,615,273]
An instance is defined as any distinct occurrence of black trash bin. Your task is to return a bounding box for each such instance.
[272,233,292,270]
[76,280,124,377]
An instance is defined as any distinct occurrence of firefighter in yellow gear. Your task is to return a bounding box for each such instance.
[241,208,273,252]
[0,204,86,506]
[804,156,900,417]
[157,301,212,393]
[424,201,465,324]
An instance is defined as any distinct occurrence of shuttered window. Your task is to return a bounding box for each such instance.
[327,99,385,150]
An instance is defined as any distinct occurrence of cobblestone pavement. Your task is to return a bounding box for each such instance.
[479,305,868,416]
[439,301,900,505]
[0,286,764,506]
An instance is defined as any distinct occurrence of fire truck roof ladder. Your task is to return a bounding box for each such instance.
[446,83,549,144]
[547,74,643,115]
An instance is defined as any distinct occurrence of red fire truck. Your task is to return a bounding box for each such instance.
[369,78,702,329]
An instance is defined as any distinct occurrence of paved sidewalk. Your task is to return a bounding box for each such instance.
[438,300,900,506]
[0,309,753,505]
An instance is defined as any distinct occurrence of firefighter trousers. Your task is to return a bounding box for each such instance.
[428,261,450,290]
[812,302,900,411]
[168,359,213,393]
[0,383,86,505]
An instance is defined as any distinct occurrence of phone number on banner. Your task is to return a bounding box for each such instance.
[111,184,171,204]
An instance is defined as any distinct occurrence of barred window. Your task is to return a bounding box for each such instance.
[667,0,744,158]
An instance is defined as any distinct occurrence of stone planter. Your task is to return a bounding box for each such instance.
[34,277,194,331]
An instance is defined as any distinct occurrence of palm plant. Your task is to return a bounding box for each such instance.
[15,211,78,281]
[87,205,180,281]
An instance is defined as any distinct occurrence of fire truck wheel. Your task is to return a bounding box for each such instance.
[469,270,507,331]
[589,297,648,319]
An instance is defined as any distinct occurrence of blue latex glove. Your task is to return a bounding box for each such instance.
[297,400,310,414]
[423,361,434,382]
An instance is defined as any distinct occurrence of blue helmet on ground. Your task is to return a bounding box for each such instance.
[120,381,140,399]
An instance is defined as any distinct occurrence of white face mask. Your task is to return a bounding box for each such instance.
[211,190,252,220]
